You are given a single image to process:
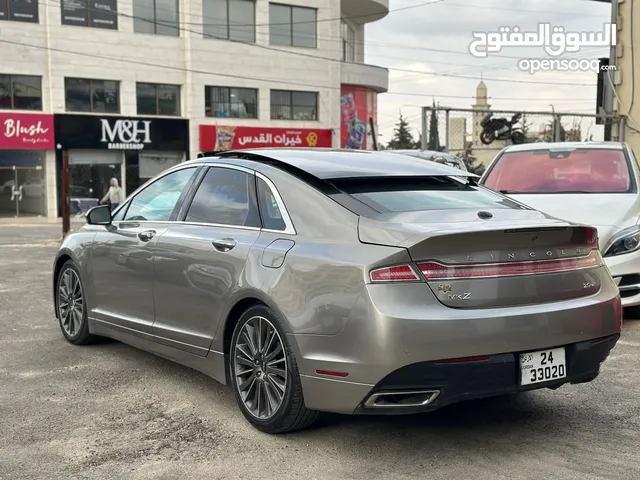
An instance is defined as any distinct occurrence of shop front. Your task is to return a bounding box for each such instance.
[54,114,189,216]
[340,86,378,150]
[0,112,55,218]
[199,125,333,151]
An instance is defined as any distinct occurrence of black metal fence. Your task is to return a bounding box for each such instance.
[419,107,624,171]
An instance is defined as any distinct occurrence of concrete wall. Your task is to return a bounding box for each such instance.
[616,0,640,155]
[1,0,344,158]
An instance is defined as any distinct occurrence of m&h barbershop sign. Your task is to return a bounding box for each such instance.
[100,118,152,150]
[53,114,189,152]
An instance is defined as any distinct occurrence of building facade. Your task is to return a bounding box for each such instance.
[0,0,389,218]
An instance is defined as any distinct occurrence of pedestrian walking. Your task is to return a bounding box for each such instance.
[100,177,123,211]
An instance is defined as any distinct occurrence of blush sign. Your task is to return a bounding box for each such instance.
[0,113,55,150]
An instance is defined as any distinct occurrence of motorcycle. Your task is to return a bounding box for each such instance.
[480,112,526,145]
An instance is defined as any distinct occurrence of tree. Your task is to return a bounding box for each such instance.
[427,103,440,150]
[457,140,485,176]
[544,118,568,142]
[414,132,423,149]
[386,113,417,149]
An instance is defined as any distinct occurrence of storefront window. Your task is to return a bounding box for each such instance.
[136,83,181,116]
[205,86,258,118]
[341,20,355,62]
[65,78,120,113]
[0,75,42,111]
[133,0,179,36]
[269,3,316,48]
[270,90,318,121]
[203,0,255,42]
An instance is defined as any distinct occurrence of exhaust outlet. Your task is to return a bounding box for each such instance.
[364,390,441,408]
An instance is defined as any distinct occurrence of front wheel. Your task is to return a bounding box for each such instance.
[229,305,320,433]
[480,130,496,145]
[56,261,96,345]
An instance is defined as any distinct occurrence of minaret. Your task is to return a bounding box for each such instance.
[472,80,491,147]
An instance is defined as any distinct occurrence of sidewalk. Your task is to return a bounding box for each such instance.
[0,216,86,227]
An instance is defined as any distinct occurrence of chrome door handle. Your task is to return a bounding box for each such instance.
[212,238,237,252]
[138,230,156,242]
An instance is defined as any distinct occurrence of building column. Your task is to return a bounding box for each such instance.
[616,0,640,156]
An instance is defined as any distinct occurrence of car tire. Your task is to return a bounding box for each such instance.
[55,260,96,345]
[229,304,320,434]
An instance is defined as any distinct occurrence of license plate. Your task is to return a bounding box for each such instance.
[520,347,567,386]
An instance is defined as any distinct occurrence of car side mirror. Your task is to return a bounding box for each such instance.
[86,205,112,226]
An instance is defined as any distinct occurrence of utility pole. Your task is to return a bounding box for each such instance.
[369,117,378,150]
[61,149,70,238]
[421,107,427,150]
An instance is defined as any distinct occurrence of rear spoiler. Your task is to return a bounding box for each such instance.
[197,151,225,158]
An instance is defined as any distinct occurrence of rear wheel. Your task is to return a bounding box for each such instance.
[56,261,95,345]
[511,130,526,144]
[229,305,320,433]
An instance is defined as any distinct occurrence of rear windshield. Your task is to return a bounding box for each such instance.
[483,148,634,194]
[330,176,523,213]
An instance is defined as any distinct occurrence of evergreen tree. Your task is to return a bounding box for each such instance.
[414,132,423,149]
[386,113,417,149]
[456,141,485,175]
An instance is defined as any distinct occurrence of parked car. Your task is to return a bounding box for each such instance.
[53,148,621,433]
[388,149,469,171]
[480,142,640,311]
[0,179,15,196]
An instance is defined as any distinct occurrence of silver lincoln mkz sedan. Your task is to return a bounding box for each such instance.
[53,149,621,433]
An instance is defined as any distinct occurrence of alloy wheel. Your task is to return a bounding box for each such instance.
[58,268,85,337]
[233,315,288,420]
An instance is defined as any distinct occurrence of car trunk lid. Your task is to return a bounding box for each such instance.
[360,208,603,309]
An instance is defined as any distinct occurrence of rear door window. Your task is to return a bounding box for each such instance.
[482,148,634,194]
[330,176,523,213]
[256,177,287,231]
[185,167,261,227]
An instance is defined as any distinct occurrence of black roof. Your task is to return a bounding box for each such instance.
[211,148,476,180]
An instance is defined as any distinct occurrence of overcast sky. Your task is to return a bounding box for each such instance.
[364,0,613,144]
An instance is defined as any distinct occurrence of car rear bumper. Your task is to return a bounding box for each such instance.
[298,334,619,415]
[290,274,621,414]
[605,250,640,307]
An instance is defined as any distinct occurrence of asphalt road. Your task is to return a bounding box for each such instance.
[1,224,639,480]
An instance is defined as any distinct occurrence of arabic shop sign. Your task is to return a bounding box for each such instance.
[199,125,333,151]
[469,23,617,58]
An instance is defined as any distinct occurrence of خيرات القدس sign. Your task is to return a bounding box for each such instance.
[199,125,333,151]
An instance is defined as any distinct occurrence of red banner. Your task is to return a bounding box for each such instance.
[199,125,333,151]
[0,113,55,150]
[340,86,378,150]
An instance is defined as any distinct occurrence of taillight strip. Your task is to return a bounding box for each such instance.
[418,249,601,280]
[370,264,420,283]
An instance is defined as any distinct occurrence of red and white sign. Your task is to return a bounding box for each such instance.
[0,113,55,150]
[199,125,333,151]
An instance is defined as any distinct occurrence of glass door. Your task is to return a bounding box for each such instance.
[69,163,121,215]
[0,165,45,218]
